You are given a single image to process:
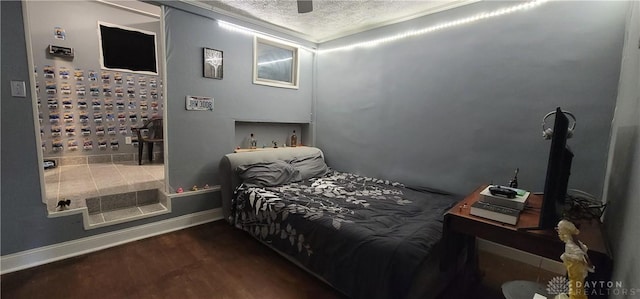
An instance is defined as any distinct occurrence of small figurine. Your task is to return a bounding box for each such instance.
[272,141,278,148]
[56,199,71,211]
[176,187,184,193]
[250,133,257,149]
[290,130,297,147]
[192,185,199,191]
[203,184,210,189]
[556,220,594,299]
[509,168,519,188]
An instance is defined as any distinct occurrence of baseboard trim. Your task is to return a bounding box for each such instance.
[1,208,223,275]
[477,238,566,274]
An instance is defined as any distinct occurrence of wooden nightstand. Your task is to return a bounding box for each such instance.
[442,185,613,298]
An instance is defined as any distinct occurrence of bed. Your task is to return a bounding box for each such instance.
[219,147,465,299]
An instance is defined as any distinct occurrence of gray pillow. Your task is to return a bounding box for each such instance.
[289,153,328,180]
[236,160,301,187]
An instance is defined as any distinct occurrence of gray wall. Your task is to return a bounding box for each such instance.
[315,1,627,197]
[162,5,314,191]
[1,0,46,255]
[604,1,640,297]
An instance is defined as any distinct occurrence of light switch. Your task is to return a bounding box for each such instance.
[10,80,26,98]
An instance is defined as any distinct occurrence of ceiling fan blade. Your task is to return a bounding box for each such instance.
[297,0,313,13]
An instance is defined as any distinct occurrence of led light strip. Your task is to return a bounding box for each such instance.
[218,0,549,55]
[218,20,316,52]
[319,0,549,54]
[218,20,254,36]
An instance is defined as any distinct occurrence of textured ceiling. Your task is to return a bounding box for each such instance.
[194,0,477,42]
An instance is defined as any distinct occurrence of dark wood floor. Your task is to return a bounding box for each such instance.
[1,221,344,299]
[0,220,534,299]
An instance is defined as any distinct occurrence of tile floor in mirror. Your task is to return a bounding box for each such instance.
[43,161,164,213]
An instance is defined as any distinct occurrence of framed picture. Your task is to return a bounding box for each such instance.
[253,36,299,89]
[203,48,223,79]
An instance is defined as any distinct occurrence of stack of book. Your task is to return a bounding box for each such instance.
[470,185,530,225]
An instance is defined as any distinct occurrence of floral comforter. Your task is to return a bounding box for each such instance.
[232,170,457,299]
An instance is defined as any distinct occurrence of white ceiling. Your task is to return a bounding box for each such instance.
[190,0,478,43]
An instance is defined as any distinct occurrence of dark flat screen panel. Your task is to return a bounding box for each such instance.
[99,24,157,74]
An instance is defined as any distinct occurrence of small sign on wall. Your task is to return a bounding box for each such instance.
[185,95,214,111]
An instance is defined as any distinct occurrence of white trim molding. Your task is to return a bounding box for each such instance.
[167,185,220,199]
[1,209,223,275]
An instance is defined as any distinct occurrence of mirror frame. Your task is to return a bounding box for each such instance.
[253,36,300,89]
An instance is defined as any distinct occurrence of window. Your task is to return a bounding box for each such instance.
[253,36,299,89]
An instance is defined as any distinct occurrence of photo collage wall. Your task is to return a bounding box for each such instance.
[35,66,163,155]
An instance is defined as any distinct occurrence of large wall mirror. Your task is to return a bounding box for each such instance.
[253,36,299,89]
